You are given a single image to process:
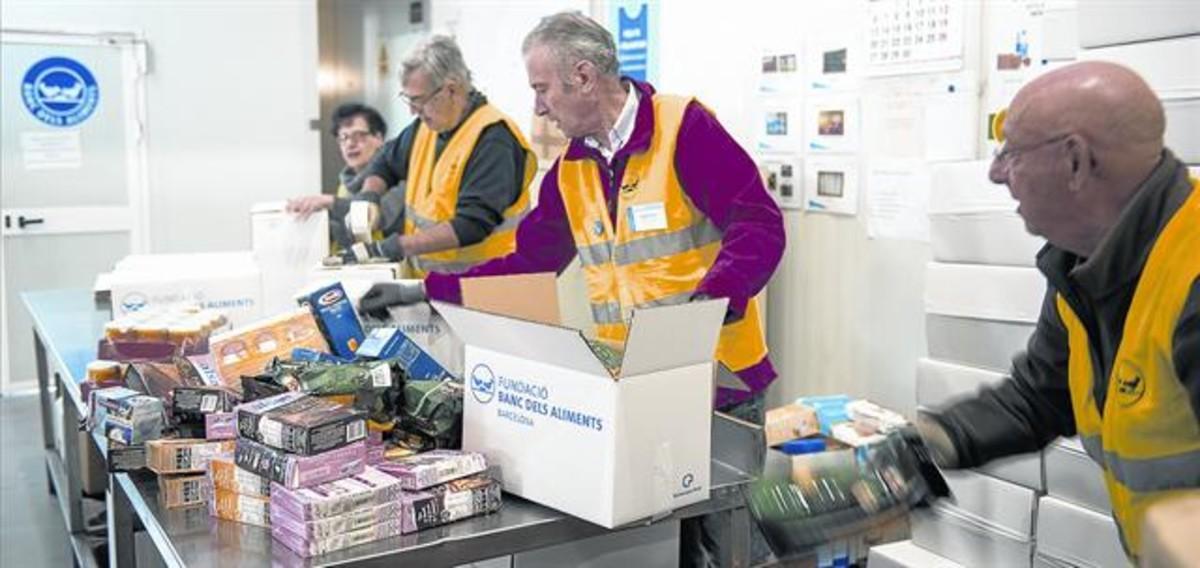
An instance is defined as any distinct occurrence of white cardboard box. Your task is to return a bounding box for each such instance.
[911,505,1035,568]
[925,262,1045,324]
[1079,36,1200,99]
[108,252,263,327]
[1035,496,1127,568]
[251,202,329,317]
[928,161,1045,266]
[1164,96,1200,164]
[941,469,1039,536]
[925,313,1034,371]
[435,299,726,528]
[868,540,963,568]
[1077,0,1200,48]
[1044,437,1110,514]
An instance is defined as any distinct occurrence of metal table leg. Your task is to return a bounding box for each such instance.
[60,371,85,533]
[35,330,55,494]
[109,474,137,568]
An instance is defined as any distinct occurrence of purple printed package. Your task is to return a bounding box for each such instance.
[234,437,365,489]
[272,517,405,558]
[270,500,405,541]
[205,412,236,440]
[376,450,488,490]
[400,475,502,533]
[236,391,367,455]
[269,466,403,521]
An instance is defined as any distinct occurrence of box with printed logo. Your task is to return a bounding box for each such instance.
[400,474,502,533]
[435,298,725,528]
[268,466,403,521]
[209,308,330,394]
[159,473,207,509]
[297,282,364,359]
[205,412,237,440]
[172,386,240,425]
[236,391,367,455]
[207,454,271,497]
[208,486,271,527]
[234,437,365,489]
[272,516,405,558]
[355,327,453,381]
[374,450,487,491]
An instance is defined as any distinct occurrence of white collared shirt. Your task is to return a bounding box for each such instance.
[584,83,639,163]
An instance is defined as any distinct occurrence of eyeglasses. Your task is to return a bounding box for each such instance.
[398,84,445,109]
[992,134,1070,166]
[336,130,375,146]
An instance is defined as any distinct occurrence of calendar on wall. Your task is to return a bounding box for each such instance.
[866,0,965,76]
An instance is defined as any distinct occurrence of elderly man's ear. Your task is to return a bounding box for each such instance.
[1065,134,1093,193]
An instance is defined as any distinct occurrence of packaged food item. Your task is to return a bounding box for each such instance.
[159,473,207,509]
[236,391,367,455]
[764,403,820,447]
[207,487,271,527]
[356,327,453,381]
[268,466,404,521]
[270,500,404,540]
[272,516,405,557]
[400,474,503,534]
[146,438,235,474]
[205,412,237,440]
[209,308,330,393]
[375,450,487,491]
[208,454,271,497]
[398,379,463,449]
[172,385,240,425]
[234,437,366,489]
[296,282,364,359]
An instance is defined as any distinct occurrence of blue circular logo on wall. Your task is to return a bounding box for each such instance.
[21,57,100,127]
[469,364,496,404]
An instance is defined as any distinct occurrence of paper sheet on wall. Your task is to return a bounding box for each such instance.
[804,157,859,216]
[21,130,82,170]
[806,97,859,154]
[759,42,804,94]
[806,39,858,93]
[866,0,966,76]
[867,160,930,241]
[760,156,803,210]
[756,96,804,154]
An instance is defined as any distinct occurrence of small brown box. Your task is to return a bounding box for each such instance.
[764,403,819,447]
[158,473,207,509]
[147,438,234,474]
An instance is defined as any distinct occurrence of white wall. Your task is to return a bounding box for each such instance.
[1,0,322,253]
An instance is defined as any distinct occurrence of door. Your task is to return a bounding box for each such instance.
[1,30,149,393]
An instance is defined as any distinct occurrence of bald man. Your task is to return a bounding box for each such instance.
[917,61,1199,560]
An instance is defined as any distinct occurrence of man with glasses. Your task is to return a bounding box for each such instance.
[287,102,398,249]
[917,61,1199,562]
[346,35,535,276]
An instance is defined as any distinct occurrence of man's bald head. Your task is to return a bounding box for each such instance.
[991,62,1167,257]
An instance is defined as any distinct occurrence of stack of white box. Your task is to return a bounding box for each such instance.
[872,160,1048,567]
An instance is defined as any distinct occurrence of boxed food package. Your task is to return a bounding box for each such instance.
[105,406,167,445]
[106,442,148,473]
[236,391,367,455]
[147,438,235,474]
[400,474,502,533]
[209,308,330,392]
[124,360,207,417]
[356,327,453,381]
[208,486,271,528]
[764,403,819,447]
[269,466,404,520]
[296,282,365,359]
[172,386,240,425]
[205,412,237,440]
[271,500,405,541]
[375,450,488,491]
[272,516,405,558]
[207,454,271,497]
[234,437,366,489]
[159,473,207,509]
[107,252,263,328]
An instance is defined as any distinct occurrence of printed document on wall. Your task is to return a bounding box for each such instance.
[867,159,930,241]
[804,157,859,216]
[867,0,967,76]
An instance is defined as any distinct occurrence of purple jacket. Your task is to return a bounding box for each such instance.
[427,79,786,408]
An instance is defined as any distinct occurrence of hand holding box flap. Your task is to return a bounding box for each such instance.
[432,302,610,378]
[621,298,728,377]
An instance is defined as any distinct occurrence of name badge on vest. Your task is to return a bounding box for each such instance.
[626,202,668,233]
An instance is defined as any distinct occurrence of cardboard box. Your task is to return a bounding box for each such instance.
[251,202,330,316]
[1077,0,1200,48]
[208,487,271,527]
[297,282,365,359]
[272,517,405,558]
[207,454,271,497]
[925,313,1034,372]
[916,358,1008,409]
[435,298,727,528]
[940,469,1038,536]
[270,500,405,540]
[234,437,366,489]
[209,308,329,393]
[356,327,453,381]
[867,540,964,568]
[205,412,237,440]
[374,450,488,490]
[928,160,1044,267]
[146,438,235,474]
[1035,496,1127,568]
[764,403,819,447]
[236,391,367,455]
[400,474,502,533]
[159,473,207,509]
[911,506,1034,567]
[108,252,263,327]
[1044,437,1109,513]
[924,262,1045,324]
[1163,96,1200,165]
[269,466,404,521]
[172,386,239,425]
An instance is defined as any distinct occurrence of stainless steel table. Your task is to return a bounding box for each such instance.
[27,289,759,567]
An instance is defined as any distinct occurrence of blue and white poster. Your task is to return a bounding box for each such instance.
[21,56,100,127]
[609,0,658,84]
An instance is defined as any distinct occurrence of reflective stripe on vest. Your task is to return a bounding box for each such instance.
[1056,178,1200,557]
[404,103,535,276]
[557,93,768,375]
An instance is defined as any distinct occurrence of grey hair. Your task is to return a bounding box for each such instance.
[401,35,473,89]
[522,11,619,79]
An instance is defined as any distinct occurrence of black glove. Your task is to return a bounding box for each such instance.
[358,281,427,319]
